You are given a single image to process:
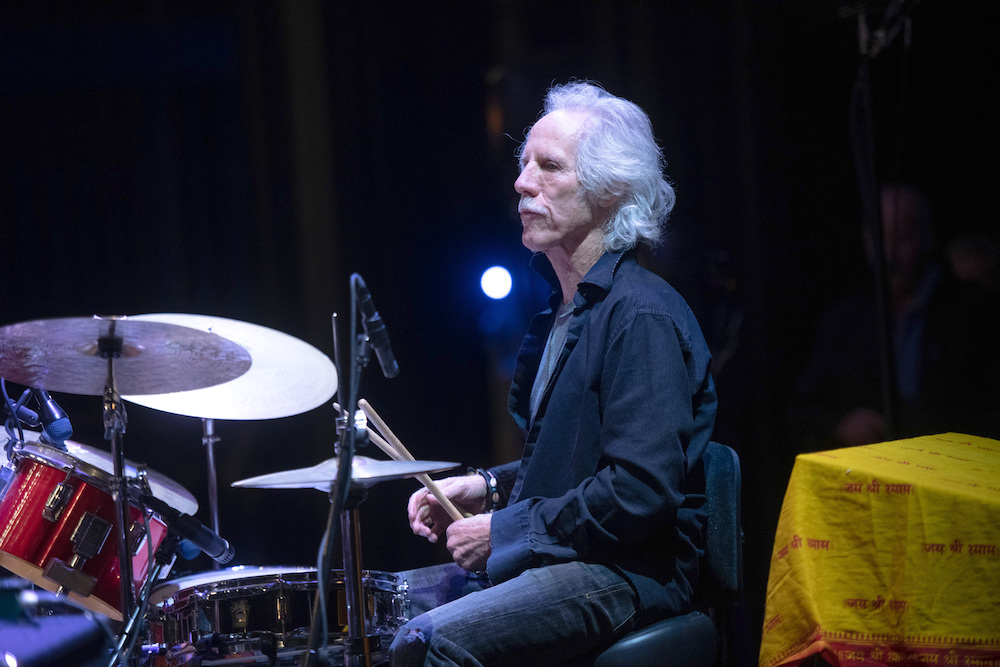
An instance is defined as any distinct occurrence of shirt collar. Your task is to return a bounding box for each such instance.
[529,247,635,306]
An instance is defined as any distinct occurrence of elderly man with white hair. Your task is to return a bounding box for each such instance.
[391,80,718,666]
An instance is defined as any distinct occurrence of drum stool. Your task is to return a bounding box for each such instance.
[587,442,744,667]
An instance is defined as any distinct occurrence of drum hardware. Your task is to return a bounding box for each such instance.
[127,513,150,557]
[112,531,179,666]
[103,322,140,633]
[42,511,113,598]
[0,438,186,623]
[145,566,410,666]
[289,275,424,667]
[202,416,222,566]
[43,469,75,522]
[0,314,251,665]
[128,466,154,556]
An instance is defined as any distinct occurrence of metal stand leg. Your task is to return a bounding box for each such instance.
[340,496,371,667]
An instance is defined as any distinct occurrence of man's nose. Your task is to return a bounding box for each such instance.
[514,166,538,196]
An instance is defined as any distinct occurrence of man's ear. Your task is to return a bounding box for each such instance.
[598,195,620,209]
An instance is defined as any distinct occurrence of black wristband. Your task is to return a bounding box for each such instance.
[475,467,499,513]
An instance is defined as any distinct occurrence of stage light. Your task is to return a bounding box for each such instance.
[480,266,512,300]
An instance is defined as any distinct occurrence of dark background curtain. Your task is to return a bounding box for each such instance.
[1,2,996,662]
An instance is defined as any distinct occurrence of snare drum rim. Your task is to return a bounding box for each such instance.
[10,441,112,491]
[6,437,198,515]
[149,565,316,607]
[150,566,404,608]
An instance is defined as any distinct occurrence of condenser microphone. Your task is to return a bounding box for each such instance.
[354,274,400,379]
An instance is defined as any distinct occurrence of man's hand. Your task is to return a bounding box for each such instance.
[446,513,492,572]
[407,474,487,544]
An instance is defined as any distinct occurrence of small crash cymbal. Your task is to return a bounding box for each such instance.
[123,313,337,420]
[232,456,459,490]
[0,316,251,396]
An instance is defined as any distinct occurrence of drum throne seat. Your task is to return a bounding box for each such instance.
[586,441,744,667]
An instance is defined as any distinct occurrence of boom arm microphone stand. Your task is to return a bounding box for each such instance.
[303,274,392,667]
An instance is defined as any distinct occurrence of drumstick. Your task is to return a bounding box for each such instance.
[358,399,415,462]
[335,402,465,522]
[366,430,466,522]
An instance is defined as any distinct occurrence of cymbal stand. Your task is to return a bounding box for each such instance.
[202,417,222,567]
[99,329,138,666]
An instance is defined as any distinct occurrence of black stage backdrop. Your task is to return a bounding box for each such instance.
[1,3,997,663]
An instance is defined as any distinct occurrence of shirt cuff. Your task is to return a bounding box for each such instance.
[486,502,533,584]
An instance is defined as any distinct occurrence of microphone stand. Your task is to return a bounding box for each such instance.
[302,297,372,667]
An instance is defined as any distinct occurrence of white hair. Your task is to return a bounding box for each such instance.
[518,81,676,251]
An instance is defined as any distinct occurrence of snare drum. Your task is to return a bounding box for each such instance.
[149,566,409,664]
[0,438,197,621]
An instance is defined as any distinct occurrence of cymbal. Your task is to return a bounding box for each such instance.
[122,313,337,420]
[232,456,459,490]
[62,438,200,515]
[0,316,251,396]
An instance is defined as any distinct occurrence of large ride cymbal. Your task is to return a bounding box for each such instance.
[0,316,251,396]
[232,456,459,490]
[122,313,337,420]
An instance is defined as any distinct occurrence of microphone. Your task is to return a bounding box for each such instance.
[140,494,235,565]
[354,274,400,379]
[32,389,73,446]
[5,400,39,427]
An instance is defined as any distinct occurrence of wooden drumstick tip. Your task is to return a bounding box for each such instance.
[359,400,466,522]
[358,399,415,461]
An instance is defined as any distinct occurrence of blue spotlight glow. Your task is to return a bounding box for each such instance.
[480,266,513,299]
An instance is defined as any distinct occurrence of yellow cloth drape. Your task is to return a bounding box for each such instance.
[760,433,1000,666]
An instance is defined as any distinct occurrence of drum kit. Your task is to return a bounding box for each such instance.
[0,310,458,666]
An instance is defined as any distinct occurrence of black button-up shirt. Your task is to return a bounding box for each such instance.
[487,248,718,619]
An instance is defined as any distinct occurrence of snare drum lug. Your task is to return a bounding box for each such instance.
[43,557,99,597]
[40,511,112,602]
[275,593,288,633]
[128,517,148,556]
[231,598,250,630]
[71,511,113,560]
[132,466,153,497]
[42,480,74,522]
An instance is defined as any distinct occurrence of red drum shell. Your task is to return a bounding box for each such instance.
[0,442,167,621]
